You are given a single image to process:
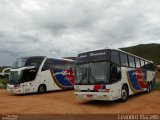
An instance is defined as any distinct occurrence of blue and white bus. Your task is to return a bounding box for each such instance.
[7,56,75,94]
[74,49,155,102]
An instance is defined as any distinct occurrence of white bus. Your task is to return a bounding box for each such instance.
[74,49,155,102]
[7,56,75,94]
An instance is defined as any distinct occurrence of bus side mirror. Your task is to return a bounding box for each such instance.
[117,67,121,80]
[70,68,73,76]
[157,65,160,72]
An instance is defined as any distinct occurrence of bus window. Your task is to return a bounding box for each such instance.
[65,62,74,75]
[54,61,65,69]
[148,63,154,71]
[11,59,27,69]
[120,52,128,67]
[75,64,89,85]
[26,58,44,68]
[65,62,74,70]
[111,51,120,65]
[110,63,121,82]
[42,59,54,71]
[42,59,50,71]
[90,62,110,84]
[144,61,149,70]
[140,60,145,68]
[135,58,140,68]
[128,56,135,68]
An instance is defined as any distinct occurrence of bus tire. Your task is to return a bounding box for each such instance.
[38,85,46,94]
[120,86,128,102]
[146,82,151,93]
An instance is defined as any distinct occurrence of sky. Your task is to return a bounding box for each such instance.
[0,0,160,66]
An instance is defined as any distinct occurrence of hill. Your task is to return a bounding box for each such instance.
[120,43,160,66]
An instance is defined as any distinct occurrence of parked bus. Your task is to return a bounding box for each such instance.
[7,56,75,94]
[74,49,155,102]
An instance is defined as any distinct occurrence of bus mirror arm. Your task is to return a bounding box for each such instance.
[70,68,73,76]
[118,71,122,80]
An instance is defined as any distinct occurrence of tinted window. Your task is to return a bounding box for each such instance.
[75,62,110,85]
[90,62,110,84]
[26,58,44,68]
[111,51,120,65]
[21,68,38,82]
[128,56,135,67]
[42,59,54,71]
[42,59,75,71]
[54,61,65,69]
[75,64,89,85]
[110,63,121,82]
[144,61,154,71]
[135,58,140,68]
[120,52,128,67]
[140,60,145,68]
[144,61,149,69]
[11,59,27,69]
[65,62,75,70]
[148,63,154,71]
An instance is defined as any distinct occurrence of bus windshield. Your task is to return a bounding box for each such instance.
[9,71,23,84]
[75,61,110,85]
[12,59,27,69]
[11,57,44,69]
[9,57,44,85]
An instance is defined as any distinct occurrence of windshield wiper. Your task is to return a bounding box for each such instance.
[79,68,88,84]
[88,68,97,84]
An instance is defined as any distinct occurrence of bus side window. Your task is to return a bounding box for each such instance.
[128,55,135,68]
[111,50,120,65]
[110,64,121,82]
[42,60,49,71]
[42,59,54,71]
[55,61,65,70]
[140,60,145,68]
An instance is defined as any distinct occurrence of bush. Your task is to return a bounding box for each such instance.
[154,79,160,91]
[0,77,8,88]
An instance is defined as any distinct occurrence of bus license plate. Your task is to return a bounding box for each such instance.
[87,94,93,98]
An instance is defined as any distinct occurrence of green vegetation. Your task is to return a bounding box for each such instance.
[154,79,160,91]
[0,66,9,89]
[120,43,160,67]
[0,76,8,89]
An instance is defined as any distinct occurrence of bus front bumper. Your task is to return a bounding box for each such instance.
[74,92,112,101]
[7,85,23,94]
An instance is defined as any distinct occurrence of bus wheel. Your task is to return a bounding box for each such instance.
[121,86,128,102]
[38,85,46,94]
[147,82,151,93]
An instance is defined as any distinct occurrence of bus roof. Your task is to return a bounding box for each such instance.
[77,48,153,63]
[48,57,76,62]
[18,56,45,59]
[18,56,75,62]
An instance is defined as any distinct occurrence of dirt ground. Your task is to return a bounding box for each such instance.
[0,89,160,114]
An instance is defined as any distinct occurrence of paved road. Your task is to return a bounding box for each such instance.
[0,89,160,114]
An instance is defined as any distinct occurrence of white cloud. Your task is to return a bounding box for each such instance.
[0,0,160,65]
